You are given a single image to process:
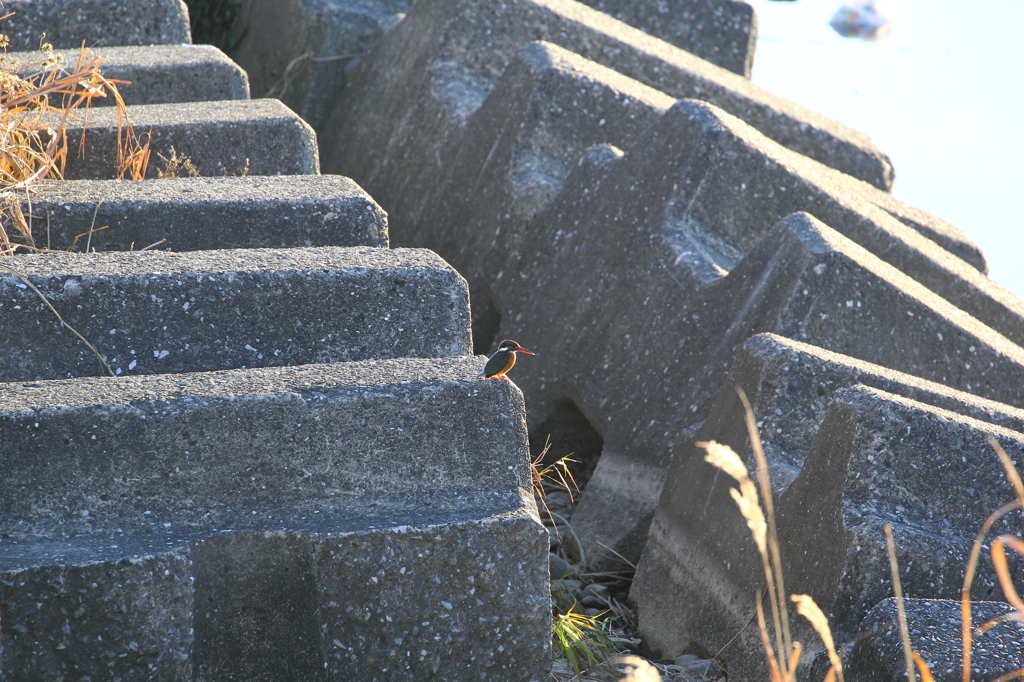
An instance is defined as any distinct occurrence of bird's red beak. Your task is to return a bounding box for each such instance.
[517,348,535,355]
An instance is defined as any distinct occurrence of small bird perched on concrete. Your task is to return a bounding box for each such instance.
[479,339,535,381]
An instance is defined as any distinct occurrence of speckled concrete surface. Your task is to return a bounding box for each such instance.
[0,0,190,50]
[54,99,318,179]
[8,44,249,106]
[0,358,550,679]
[21,175,388,252]
[847,598,1024,682]
[0,246,470,380]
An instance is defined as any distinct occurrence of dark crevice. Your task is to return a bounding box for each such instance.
[530,397,604,491]
[471,289,501,356]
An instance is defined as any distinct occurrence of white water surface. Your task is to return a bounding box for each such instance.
[745,0,1024,298]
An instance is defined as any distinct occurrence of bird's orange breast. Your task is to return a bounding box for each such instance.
[492,352,516,377]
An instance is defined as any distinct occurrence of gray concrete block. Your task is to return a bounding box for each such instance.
[630,337,1024,676]
[579,0,757,77]
[19,175,388,251]
[0,246,470,381]
[194,511,549,681]
[503,99,1017,359]
[229,0,412,133]
[57,98,318,179]
[703,333,1024,489]
[0,544,194,680]
[324,0,893,191]
[846,599,1024,682]
[503,208,1024,571]
[0,509,549,681]
[0,0,191,50]
[397,41,673,346]
[0,357,549,679]
[8,45,249,105]
[0,356,524,540]
[633,386,1024,679]
[373,46,984,353]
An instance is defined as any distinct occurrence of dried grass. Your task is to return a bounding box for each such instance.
[1,22,150,255]
[705,391,1024,682]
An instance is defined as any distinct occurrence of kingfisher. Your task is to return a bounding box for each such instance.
[479,339,535,381]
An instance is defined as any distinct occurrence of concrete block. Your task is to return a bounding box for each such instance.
[370,48,983,353]
[699,333,1024,488]
[229,0,412,133]
[57,99,318,179]
[630,337,1024,676]
[193,511,549,681]
[634,385,1024,679]
[502,208,1024,571]
[0,509,549,680]
[501,98,1019,362]
[8,45,249,105]
[846,599,1024,682]
[399,41,673,346]
[0,543,193,680]
[635,387,1024,678]
[0,357,550,679]
[0,246,470,381]
[0,0,191,50]
[19,175,388,251]
[324,0,894,193]
[578,0,757,77]
[600,99,1001,319]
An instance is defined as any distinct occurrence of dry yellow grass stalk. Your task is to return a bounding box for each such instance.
[1,26,150,254]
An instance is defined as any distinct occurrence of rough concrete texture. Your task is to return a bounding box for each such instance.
[228,0,412,133]
[398,41,673,347]
[0,357,550,679]
[502,207,1024,571]
[568,99,1006,326]
[56,98,319,179]
[0,0,191,50]
[633,385,1024,679]
[193,511,549,681]
[693,333,1024,487]
[846,599,1024,682]
[579,0,756,77]
[9,45,249,106]
[498,98,1023,357]
[0,546,194,679]
[0,246,470,381]
[323,0,894,193]
[630,337,1024,676]
[365,46,984,351]
[0,509,548,681]
[20,175,388,252]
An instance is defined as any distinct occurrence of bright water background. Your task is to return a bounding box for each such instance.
[745,0,1024,298]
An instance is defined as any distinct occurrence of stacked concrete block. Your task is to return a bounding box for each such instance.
[20,176,388,252]
[490,99,1024,566]
[0,358,549,680]
[368,43,985,352]
[505,203,1024,567]
[9,45,250,105]
[0,247,470,380]
[229,0,412,133]
[323,0,894,196]
[1,0,191,50]
[846,599,1024,682]
[58,99,319,179]
[0,1,550,678]
[227,0,755,134]
[630,335,1024,676]
[578,0,757,77]
[307,4,1024,670]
